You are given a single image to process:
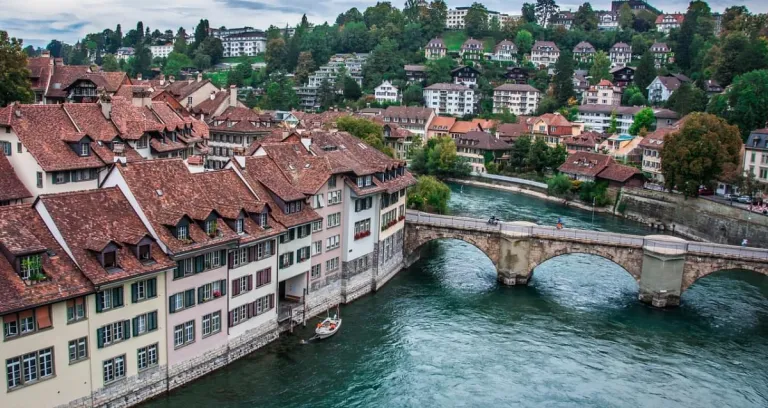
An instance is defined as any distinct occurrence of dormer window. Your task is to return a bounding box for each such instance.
[286,201,302,214]
[80,143,90,156]
[138,244,151,262]
[103,250,117,269]
[235,218,244,234]
[19,254,42,280]
[205,220,218,237]
[177,225,189,240]
[259,212,269,228]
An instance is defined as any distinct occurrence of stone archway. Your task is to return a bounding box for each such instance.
[404,224,501,266]
[682,255,768,292]
[527,239,644,282]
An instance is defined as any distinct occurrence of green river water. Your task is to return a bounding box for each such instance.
[144,182,768,407]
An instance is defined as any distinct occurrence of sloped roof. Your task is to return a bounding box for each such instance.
[0,153,31,202]
[656,13,684,24]
[428,116,456,131]
[573,41,596,53]
[426,38,446,49]
[494,84,540,93]
[558,152,613,177]
[533,41,559,52]
[597,162,642,182]
[457,131,512,151]
[383,106,434,121]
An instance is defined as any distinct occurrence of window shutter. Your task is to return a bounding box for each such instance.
[228,252,234,269]
[249,246,256,262]
[169,295,176,313]
[132,317,139,337]
[96,292,104,313]
[96,328,104,348]
[123,320,131,339]
[195,256,204,273]
[220,250,227,265]
[232,280,239,296]
[186,289,195,307]
[247,275,253,291]
[247,302,254,318]
[131,282,138,303]
[114,287,123,307]
[148,278,157,298]
[228,311,234,327]
[149,311,157,331]
[198,287,204,304]
[219,279,227,296]
[175,261,184,279]
[269,294,274,309]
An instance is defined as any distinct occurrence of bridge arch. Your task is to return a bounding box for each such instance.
[529,251,641,284]
[682,256,768,292]
[404,224,500,266]
[527,239,644,282]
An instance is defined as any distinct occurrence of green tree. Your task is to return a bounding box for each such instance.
[665,83,707,116]
[173,28,187,55]
[258,72,297,110]
[193,53,211,71]
[606,110,619,133]
[712,32,768,87]
[618,3,634,29]
[708,69,768,139]
[547,174,574,200]
[403,83,424,106]
[588,51,611,85]
[339,22,370,53]
[193,19,209,46]
[628,107,655,135]
[553,50,575,107]
[265,38,287,72]
[628,92,647,106]
[515,30,534,57]
[410,136,471,178]
[510,135,532,171]
[317,79,336,110]
[426,57,455,85]
[522,3,537,24]
[101,53,120,72]
[528,138,551,174]
[661,113,743,197]
[128,43,152,78]
[294,51,315,85]
[574,2,598,31]
[579,181,611,206]
[0,31,34,106]
[196,37,224,65]
[407,175,451,214]
[676,1,713,71]
[163,52,192,77]
[634,51,656,96]
[535,0,559,27]
[465,2,489,38]
[343,76,362,100]
[362,37,403,89]
[425,1,449,39]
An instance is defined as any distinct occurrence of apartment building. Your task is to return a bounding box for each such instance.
[374,81,401,104]
[551,11,574,29]
[425,38,447,60]
[582,79,622,106]
[531,41,560,67]
[573,41,596,64]
[491,40,517,62]
[427,116,457,139]
[640,127,675,183]
[460,38,484,61]
[528,113,584,147]
[611,65,636,88]
[206,106,276,169]
[150,43,174,59]
[0,205,94,408]
[656,13,684,33]
[609,42,632,66]
[222,31,267,58]
[383,124,418,160]
[743,128,768,183]
[452,65,481,88]
[25,54,129,104]
[650,42,672,68]
[36,188,174,406]
[382,106,435,136]
[446,7,516,30]
[298,54,369,111]
[577,105,679,134]
[598,12,619,30]
[647,74,690,105]
[424,83,476,116]
[455,131,513,173]
[492,84,541,115]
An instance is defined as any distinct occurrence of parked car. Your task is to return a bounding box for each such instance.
[698,187,714,196]
[737,195,752,203]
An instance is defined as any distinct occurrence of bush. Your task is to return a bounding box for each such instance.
[407,176,451,214]
[547,174,574,200]
[578,181,611,206]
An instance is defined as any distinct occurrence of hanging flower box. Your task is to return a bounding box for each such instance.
[213,290,221,298]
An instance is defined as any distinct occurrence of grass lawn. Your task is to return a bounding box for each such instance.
[441,31,497,53]
[221,54,265,64]
[204,72,228,88]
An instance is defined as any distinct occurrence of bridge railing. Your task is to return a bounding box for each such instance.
[687,242,768,261]
[405,211,502,232]
[528,225,645,247]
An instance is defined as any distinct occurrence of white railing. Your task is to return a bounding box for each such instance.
[405,210,768,261]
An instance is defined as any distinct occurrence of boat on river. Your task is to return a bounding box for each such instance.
[315,315,342,339]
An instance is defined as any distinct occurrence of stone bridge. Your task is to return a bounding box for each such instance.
[404,211,768,307]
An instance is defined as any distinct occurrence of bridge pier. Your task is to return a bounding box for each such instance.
[497,236,533,285]
[637,250,685,307]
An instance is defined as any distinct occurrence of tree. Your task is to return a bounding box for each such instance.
[196,37,224,65]
[426,57,455,85]
[553,51,575,107]
[618,3,634,30]
[606,110,619,133]
[628,92,647,106]
[294,51,315,85]
[588,51,611,85]
[528,138,551,173]
[465,3,489,38]
[676,1,713,71]
[579,181,611,206]
[661,113,743,197]
[339,22,370,53]
[712,32,768,87]
[336,116,391,154]
[343,76,362,100]
[194,53,211,70]
[631,35,648,56]
[163,52,192,77]
[634,51,656,95]
[194,19,209,46]
[628,107,655,135]
[0,31,34,106]
[425,1,449,39]
[101,54,120,72]
[317,79,336,110]
[515,30,534,57]
[407,176,451,214]
[547,174,574,200]
[259,72,297,110]
[128,43,152,78]
[522,3,537,24]
[708,69,768,139]
[173,28,188,55]
[574,2,598,31]
[410,136,471,178]
[265,38,287,72]
[403,83,424,106]
[510,136,532,171]
[665,83,707,116]
[535,0,559,28]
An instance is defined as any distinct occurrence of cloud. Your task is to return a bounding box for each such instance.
[215,0,318,15]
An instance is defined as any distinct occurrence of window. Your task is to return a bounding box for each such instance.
[204,251,223,269]
[286,200,303,214]
[103,355,126,384]
[327,212,341,228]
[328,176,336,188]
[254,240,274,261]
[279,228,295,244]
[232,248,248,268]
[132,311,158,336]
[202,311,221,337]
[311,264,321,279]
[198,280,226,303]
[253,294,274,316]
[232,275,251,297]
[279,252,294,269]
[296,246,311,263]
[296,224,311,239]
[137,344,158,371]
[311,241,322,256]
[80,143,90,156]
[256,268,271,287]
[231,304,249,326]
[68,337,88,363]
[19,254,42,280]
[312,220,323,232]
[355,197,373,212]
[131,278,157,303]
[97,320,130,348]
[138,244,151,262]
[235,218,244,234]
[137,135,148,149]
[174,321,195,348]
[355,219,371,238]
[326,234,340,250]
[0,141,11,156]
[187,96,193,106]
[168,288,196,313]
[6,347,55,390]
[326,257,340,273]
[327,190,342,205]
[176,225,189,240]
[312,194,325,209]
[103,250,119,269]
[67,297,87,323]
[96,287,124,313]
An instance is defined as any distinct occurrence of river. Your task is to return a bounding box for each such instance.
[144,182,768,407]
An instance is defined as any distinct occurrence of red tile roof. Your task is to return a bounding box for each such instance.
[457,131,513,151]
[27,57,53,93]
[428,116,456,131]
[0,205,93,315]
[383,106,434,121]
[46,65,91,98]
[0,153,31,202]
[38,188,176,286]
[449,121,479,134]
[208,106,276,133]
[558,152,613,178]
[597,162,642,182]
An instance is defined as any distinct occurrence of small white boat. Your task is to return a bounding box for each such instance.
[315,315,342,339]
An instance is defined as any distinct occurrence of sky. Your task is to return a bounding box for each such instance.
[1,0,765,48]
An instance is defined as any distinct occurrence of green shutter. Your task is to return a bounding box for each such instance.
[149,311,157,331]
[96,292,103,313]
[198,287,204,304]
[123,320,131,339]
[96,328,104,348]
[114,287,123,307]
[195,256,204,273]
[220,279,227,296]
[132,317,139,337]
[131,282,138,303]
[220,250,227,266]
[185,289,195,307]
[148,278,157,298]
[174,261,183,279]
[169,295,176,313]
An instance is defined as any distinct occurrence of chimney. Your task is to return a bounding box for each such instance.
[136,73,142,81]
[229,85,237,107]
[41,50,51,58]
[197,73,203,83]
[100,99,112,119]
[210,91,216,101]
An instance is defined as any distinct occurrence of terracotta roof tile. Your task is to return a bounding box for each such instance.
[39,188,176,286]
[597,162,642,182]
[456,131,513,151]
[382,106,434,121]
[558,152,613,177]
[0,205,93,314]
[428,116,456,131]
[209,106,276,133]
[0,153,31,202]
[46,65,91,98]
[449,121,479,134]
